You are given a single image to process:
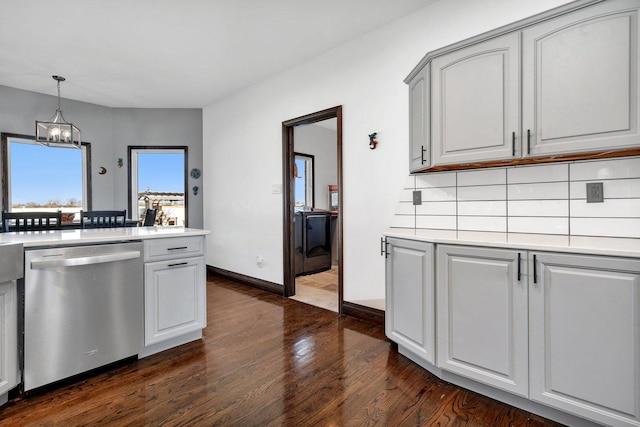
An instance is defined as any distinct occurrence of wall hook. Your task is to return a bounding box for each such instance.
[369,132,378,150]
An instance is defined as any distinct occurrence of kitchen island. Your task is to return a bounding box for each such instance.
[0,226,209,402]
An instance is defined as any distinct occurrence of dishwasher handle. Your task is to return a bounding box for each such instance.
[30,250,141,269]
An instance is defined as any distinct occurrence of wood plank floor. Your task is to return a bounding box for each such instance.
[0,275,564,426]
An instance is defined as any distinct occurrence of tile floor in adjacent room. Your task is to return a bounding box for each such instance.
[291,265,339,312]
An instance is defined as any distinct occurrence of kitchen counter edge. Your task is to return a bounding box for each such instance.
[0,227,210,248]
[384,228,640,258]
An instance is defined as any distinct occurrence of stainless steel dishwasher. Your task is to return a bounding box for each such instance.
[23,241,143,391]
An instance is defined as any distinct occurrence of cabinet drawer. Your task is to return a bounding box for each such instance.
[144,236,204,262]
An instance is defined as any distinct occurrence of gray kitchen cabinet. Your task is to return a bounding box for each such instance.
[385,237,435,365]
[0,280,17,401]
[436,245,528,397]
[143,236,206,348]
[522,0,640,157]
[529,252,640,427]
[409,65,430,172]
[407,0,640,171]
[430,33,521,167]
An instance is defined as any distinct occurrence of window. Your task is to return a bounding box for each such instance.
[128,146,188,227]
[1,133,91,219]
[294,153,314,209]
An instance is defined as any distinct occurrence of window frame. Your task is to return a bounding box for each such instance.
[127,146,189,227]
[294,152,315,209]
[1,132,92,213]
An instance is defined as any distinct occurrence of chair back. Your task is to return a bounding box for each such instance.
[2,210,62,232]
[143,208,157,226]
[81,210,127,229]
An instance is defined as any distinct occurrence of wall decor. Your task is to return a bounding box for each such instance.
[192,185,199,196]
[99,166,107,175]
[190,168,201,179]
[369,132,378,150]
[117,158,123,168]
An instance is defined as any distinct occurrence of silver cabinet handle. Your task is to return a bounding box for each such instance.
[31,251,141,269]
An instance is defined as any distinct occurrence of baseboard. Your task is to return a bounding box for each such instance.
[342,301,385,326]
[208,266,385,326]
[207,265,283,295]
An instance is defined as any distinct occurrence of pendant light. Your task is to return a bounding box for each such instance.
[35,75,81,148]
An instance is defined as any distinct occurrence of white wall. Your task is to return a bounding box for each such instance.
[294,122,338,211]
[202,0,574,301]
[0,85,204,228]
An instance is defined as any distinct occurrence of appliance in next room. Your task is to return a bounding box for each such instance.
[294,210,332,276]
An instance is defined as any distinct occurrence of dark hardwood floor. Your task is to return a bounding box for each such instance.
[0,275,563,426]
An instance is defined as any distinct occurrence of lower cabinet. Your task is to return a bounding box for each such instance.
[143,236,207,350]
[144,257,206,346]
[385,238,435,365]
[436,245,528,397]
[387,239,640,427]
[0,280,18,398]
[529,252,640,427]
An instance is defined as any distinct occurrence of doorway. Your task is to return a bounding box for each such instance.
[282,106,343,313]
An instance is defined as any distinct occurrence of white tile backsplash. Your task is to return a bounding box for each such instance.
[570,179,640,199]
[457,168,506,187]
[398,157,640,239]
[570,199,640,218]
[508,200,569,217]
[415,172,456,188]
[390,215,415,229]
[395,202,415,215]
[416,215,457,230]
[420,187,457,202]
[570,157,640,181]
[415,201,457,216]
[507,163,568,184]
[457,185,506,201]
[403,175,416,190]
[458,201,506,216]
[507,182,568,200]
[571,218,640,238]
[459,216,506,232]
[509,217,569,235]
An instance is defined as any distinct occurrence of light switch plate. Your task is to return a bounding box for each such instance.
[586,182,604,203]
[413,190,422,206]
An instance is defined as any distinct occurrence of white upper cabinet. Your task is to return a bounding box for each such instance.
[431,33,521,167]
[409,65,430,172]
[407,0,640,171]
[522,0,640,157]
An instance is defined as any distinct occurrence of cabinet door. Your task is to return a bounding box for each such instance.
[0,280,17,397]
[437,245,528,397]
[431,32,520,166]
[409,65,430,172]
[522,0,640,157]
[144,257,206,346]
[530,252,640,426]
[385,238,435,364]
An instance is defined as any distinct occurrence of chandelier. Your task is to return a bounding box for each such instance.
[35,75,81,148]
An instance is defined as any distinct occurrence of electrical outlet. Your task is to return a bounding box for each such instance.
[413,190,422,206]
[256,256,264,267]
[272,184,282,195]
[586,182,604,203]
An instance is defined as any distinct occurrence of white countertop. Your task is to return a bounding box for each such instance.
[0,226,210,248]
[384,228,640,258]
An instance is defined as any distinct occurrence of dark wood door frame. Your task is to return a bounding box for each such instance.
[282,106,343,312]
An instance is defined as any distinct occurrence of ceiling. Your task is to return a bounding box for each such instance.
[0,0,437,109]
